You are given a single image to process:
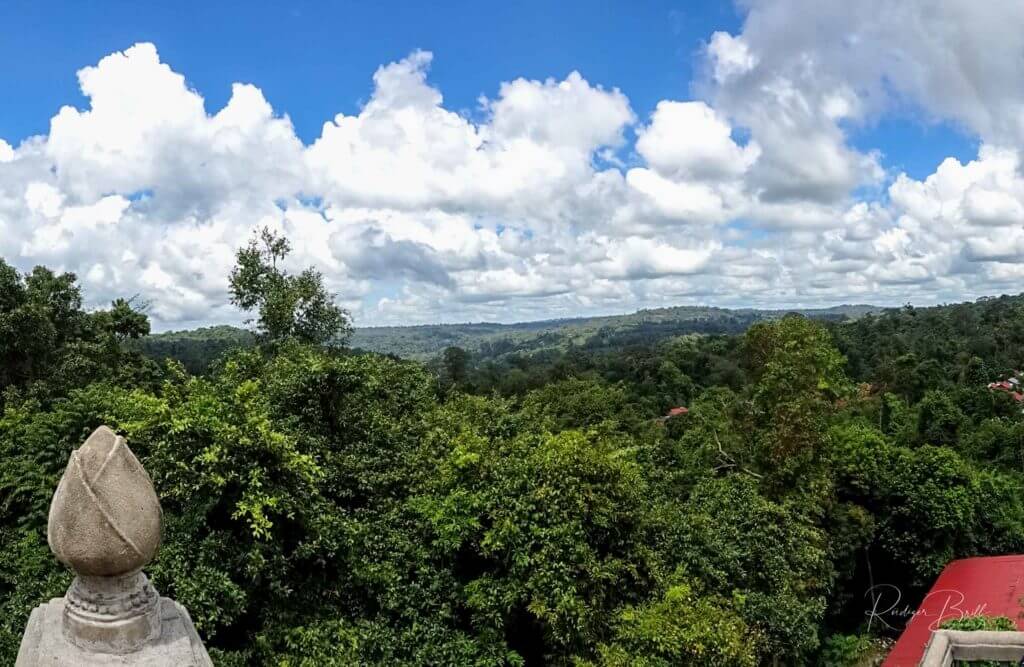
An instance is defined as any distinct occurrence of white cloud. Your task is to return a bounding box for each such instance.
[727,0,1024,145]
[635,101,758,181]
[306,51,633,224]
[890,146,1024,232]
[485,71,634,154]
[703,27,882,205]
[707,32,758,84]
[3,23,1024,330]
[593,237,720,280]
[24,182,64,219]
[881,146,1024,280]
[625,168,735,224]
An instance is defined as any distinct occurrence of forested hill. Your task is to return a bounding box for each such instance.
[351,303,881,359]
[137,325,255,374]
[140,303,881,370]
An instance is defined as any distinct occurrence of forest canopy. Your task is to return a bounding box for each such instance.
[3,238,1024,666]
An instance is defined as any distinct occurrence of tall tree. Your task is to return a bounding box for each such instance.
[440,345,469,390]
[745,315,848,493]
[229,227,352,347]
[0,261,85,397]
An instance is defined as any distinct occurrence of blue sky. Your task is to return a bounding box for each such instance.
[1,1,735,142]
[1,1,978,177]
[0,1,1021,329]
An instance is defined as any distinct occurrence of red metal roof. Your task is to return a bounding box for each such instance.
[882,555,1024,666]
[666,406,689,417]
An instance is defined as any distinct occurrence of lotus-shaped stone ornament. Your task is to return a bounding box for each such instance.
[47,426,162,577]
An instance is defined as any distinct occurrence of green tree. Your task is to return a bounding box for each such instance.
[440,346,470,390]
[591,573,758,667]
[230,227,351,347]
[0,262,84,396]
[104,297,151,342]
[832,421,1024,586]
[916,390,965,447]
[0,261,157,405]
[663,475,830,664]
[744,315,848,492]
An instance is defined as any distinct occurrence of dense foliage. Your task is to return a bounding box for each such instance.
[0,258,157,406]
[3,246,1024,665]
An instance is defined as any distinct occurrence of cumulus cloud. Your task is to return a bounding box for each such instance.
[331,227,456,288]
[3,14,1024,330]
[885,146,1024,276]
[306,50,634,228]
[704,28,882,204]
[593,236,721,280]
[635,101,758,181]
[714,0,1024,145]
[0,44,309,325]
[707,32,758,84]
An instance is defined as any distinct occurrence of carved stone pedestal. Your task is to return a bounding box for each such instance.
[16,595,211,666]
[15,426,213,666]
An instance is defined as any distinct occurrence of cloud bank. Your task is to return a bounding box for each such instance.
[2,2,1024,329]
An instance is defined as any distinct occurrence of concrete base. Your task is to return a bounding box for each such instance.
[15,597,213,666]
[919,629,1024,666]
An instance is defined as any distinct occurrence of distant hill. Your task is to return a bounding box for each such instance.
[137,325,255,374]
[349,304,882,360]
[139,304,883,371]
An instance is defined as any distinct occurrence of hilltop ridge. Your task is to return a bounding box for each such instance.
[140,303,882,371]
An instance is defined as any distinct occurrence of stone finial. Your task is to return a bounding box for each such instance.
[16,426,213,666]
[48,425,162,576]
